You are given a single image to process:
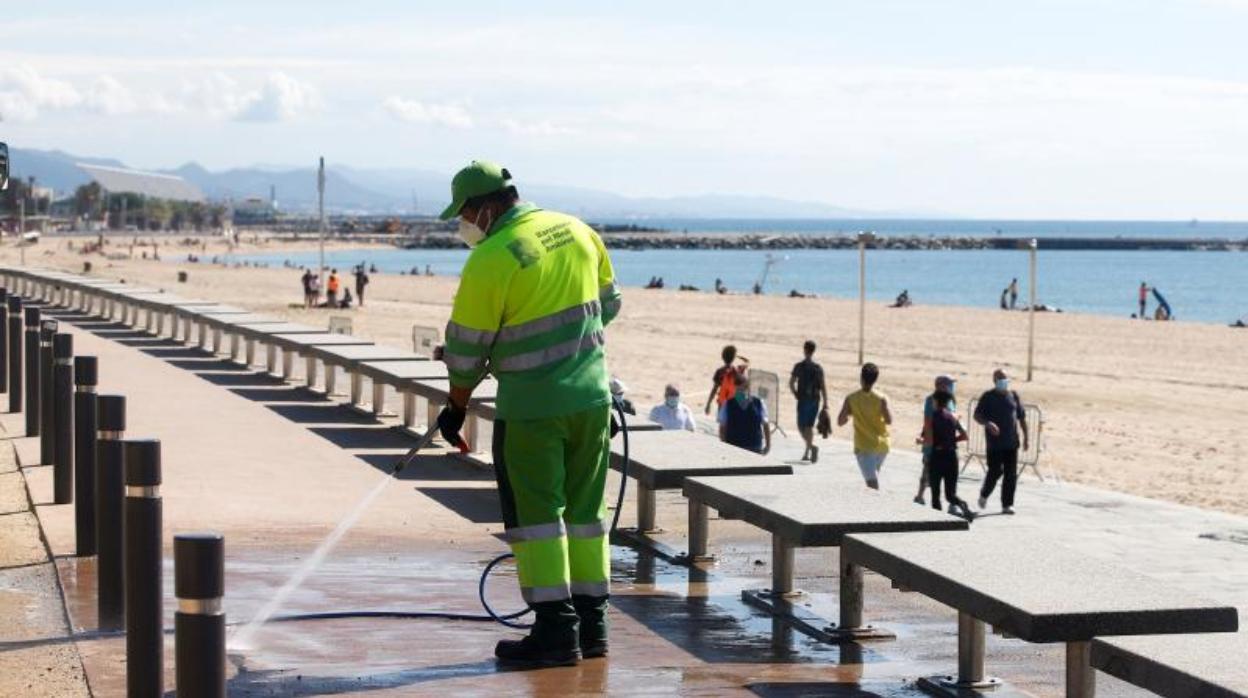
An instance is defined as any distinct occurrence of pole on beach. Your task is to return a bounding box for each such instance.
[175,532,226,698]
[8,296,22,413]
[96,394,127,631]
[317,156,326,300]
[52,333,74,505]
[39,320,57,465]
[124,438,164,698]
[24,307,41,436]
[1027,238,1037,382]
[856,231,874,365]
[0,287,7,394]
[74,356,98,556]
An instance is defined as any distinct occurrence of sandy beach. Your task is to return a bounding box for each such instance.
[5,233,1245,516]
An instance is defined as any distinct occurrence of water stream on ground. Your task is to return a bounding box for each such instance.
[227,473,397,651]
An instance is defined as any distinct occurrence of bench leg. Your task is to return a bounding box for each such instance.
[305,355,317,388]
[958,612,986,685]
[349,373,363,407]
[687,500,711,560]
[464,414,479,452]
[637,484,657,533]
[281,349,293,379]
[403,391,417,429]
[212,328,223,353]
[370,382,385,416]
[1066,641,1095,698]
[771,534,794,595]
[229,334,240,361]
[839,561,863,628]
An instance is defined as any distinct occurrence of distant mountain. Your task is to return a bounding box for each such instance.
[7,148,935,219]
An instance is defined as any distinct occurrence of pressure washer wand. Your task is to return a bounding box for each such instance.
[391,424,469,475]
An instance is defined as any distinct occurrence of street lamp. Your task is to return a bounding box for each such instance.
[857,231,876,365]
[1026,238,1038,381]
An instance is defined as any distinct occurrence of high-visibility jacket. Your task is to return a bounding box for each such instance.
[444,204,621,420]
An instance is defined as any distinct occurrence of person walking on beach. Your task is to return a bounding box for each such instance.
[326,269,341,307]
[923,389,974,519]
[300,268,314,308]
[649,384,696,431]
[435,160,620,667]
[354,265,370,307]
[837,363,892,489]
[1138,281,1149,318]
[1008,278,1019,309]
[308,273,321,307]
[974,368,1029,515]
[720,374,771,454]
[999,287,1009,310]
[914,374,956,505]
[704,345,747,421]
[789,340,828,462]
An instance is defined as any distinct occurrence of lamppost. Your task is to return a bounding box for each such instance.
[317,157,326,296]
[1026,238,1038,381]
[857,231,876,365]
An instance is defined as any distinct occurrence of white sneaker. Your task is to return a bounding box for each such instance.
[947,503,960,515]
[977,496,988,510]
[1003,506,1015,515]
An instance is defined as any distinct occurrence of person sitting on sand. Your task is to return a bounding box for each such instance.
[789,289,807,298]
[890,290,912,308]
[999,287,1009,309]
[715,278,728,294]
[338,287,354,309]
[680,284,699,291]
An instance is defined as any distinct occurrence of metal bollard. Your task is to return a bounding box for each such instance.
[24,307,41,436]
[0,287,7,394]
[40,319,58,464]
[175,532,225,698]
[96,394,126,630]
[7,296,21,413]
[52,333,74,504]
[124,438,164,698]
[74,357,99,556]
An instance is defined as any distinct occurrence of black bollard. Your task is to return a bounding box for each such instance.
[39,319,58,465]
[74,357,99,556]
[0,287,8,394]
[96,394,126,630]
[124,439,163,698]
[175,532,225,698]
[8,296,21,413]
[52,333,74,504]
[24,307,40,436]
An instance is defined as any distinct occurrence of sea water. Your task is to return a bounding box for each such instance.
[230,246,1247,324]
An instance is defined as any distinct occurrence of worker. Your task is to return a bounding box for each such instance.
[435,160,621,667]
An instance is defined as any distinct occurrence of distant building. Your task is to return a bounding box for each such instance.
[77,163,205,202]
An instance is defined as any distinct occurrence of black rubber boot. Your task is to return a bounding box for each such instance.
[573,594,609,658]
[495,600,581,668]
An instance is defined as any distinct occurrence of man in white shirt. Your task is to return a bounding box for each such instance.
[649,384,696,431]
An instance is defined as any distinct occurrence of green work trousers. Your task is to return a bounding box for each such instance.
[493,403,611,604]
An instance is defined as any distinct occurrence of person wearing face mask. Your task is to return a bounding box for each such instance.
[436,160,621,667]
[719,375,771,454]
[648,384,696,431]
[914,374,957,505]
[973,368,1029,514]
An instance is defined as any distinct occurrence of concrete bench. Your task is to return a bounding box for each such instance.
[1091,633,1247,698]
[356,360,448,426]
[90,287,168,325]
[265,332,373,382]
[231,322,324,371]
[841,529,1238,697]
[129,295,217,336]
[302,343,424,402]
[683,472,968,640]
[408,377,498,451]
[170,304,252,349]
[608,430,791,535]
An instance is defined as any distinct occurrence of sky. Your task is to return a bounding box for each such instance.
[3,0,1248,219]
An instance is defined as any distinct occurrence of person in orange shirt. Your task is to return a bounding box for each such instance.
[326,269,340,307]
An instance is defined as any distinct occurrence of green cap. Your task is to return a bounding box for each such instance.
[439,160,513,220]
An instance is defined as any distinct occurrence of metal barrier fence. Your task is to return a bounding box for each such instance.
[328,316,353,335]
[411,325,440,355]
[961,398,1049,481]
[750,368,786,437]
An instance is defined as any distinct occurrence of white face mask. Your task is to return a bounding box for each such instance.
[457,208,492,247]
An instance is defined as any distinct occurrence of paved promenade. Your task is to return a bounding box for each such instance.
[0,306,1243,696]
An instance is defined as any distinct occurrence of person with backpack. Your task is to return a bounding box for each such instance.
[923,388,974,519]
[973,368,1029,515]
[719,374,770,454]
[704,344,748,423]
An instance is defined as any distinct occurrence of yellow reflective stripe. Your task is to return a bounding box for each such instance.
[497,301,600,343]
[522,584,572,603]
[506,520,566,543]
[494,330,605,372]
[445,320,497,347]
[570,581,610,597]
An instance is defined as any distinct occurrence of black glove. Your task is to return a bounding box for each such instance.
[436,404,467,450]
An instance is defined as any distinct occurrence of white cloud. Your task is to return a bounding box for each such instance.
[0,64,81,121]
[382,96,473,128]
[234,72,320,122]
[502,118,577,137]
